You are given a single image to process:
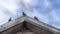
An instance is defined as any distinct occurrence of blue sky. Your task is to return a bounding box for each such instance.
[0,0,60,29]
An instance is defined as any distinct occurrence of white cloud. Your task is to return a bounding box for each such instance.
[23,0,32,4]
[46,10,60,29]
[0,0,60,29]
[0,10,9,25]
[0,0,22,25]
[24,0,60,29]
[0,0,19,15]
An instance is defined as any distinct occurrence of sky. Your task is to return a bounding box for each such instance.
[0,0,60,29]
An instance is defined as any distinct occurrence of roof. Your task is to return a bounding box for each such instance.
[0,15,60,34]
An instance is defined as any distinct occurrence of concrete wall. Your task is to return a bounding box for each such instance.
[0,16,24,32]
[0,16,60,34]
[26,22,54,34]
[25,16,60,34]
[1,23,23,34]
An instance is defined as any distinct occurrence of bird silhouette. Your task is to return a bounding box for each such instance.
[22,12,26,16]
[8,18,11,22]
[34,16,39,20]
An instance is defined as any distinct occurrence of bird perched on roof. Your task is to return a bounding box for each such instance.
[8,18,11,22]
[34,16,39,20]
[22,12,26,16]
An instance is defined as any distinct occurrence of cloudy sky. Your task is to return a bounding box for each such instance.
[0,0,60,29]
